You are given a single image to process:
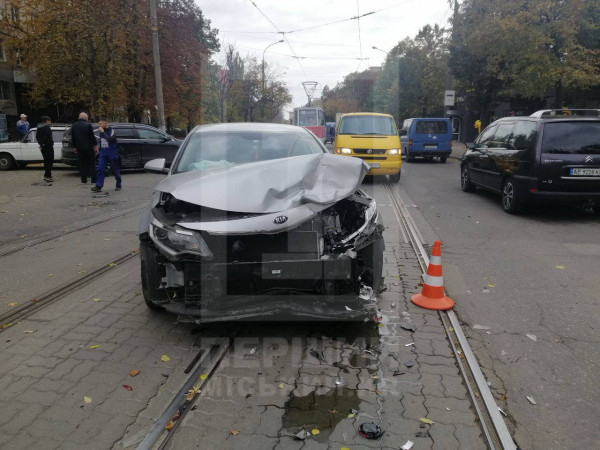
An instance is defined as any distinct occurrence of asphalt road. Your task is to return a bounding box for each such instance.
[396,157,600,449]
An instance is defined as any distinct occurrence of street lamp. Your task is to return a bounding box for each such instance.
[372,45,387,55]
[262,40,284,93]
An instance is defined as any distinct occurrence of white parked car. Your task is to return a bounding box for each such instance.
[0,126,68,170]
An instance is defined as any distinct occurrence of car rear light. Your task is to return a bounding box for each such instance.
[408,139,412,149]
[529,188,538,192]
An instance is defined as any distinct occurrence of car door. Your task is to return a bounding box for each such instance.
[113,126,142,169]
[20,129,40,162]
[51,129,65,161]
[482,122,515,191]
[469,124,497,186]
[136,126,178,166]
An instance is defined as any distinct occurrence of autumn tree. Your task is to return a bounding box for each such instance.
[450,0,600,109]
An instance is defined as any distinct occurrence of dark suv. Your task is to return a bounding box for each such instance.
[460,109,600,214]
[62,123,182,169]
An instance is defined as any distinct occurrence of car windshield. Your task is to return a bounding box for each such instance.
[542,122,600,154]
[173,129,324,174]
[416,120,448,134]
[338,115,397,135]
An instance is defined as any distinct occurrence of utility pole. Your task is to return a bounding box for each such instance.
[150,0,166,132]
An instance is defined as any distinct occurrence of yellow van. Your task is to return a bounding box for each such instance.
[334,112,401,182]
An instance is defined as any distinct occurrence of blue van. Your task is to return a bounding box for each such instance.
[399,118,452,162]
[325,122,336,144]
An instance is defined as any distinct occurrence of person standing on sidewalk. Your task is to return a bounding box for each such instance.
[91,119,121,192]
[71,112,98,184]
[36,116,54,182]
[16,114,30,138]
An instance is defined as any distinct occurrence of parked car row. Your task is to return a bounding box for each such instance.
[0,122,182,171]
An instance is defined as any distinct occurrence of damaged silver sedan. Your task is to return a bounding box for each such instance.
[138,123,384,322]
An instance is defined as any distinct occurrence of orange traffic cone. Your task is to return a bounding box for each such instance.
[411,241,454,310]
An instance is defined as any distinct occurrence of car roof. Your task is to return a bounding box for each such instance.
[340,112,394,118]
[193,122,313,134]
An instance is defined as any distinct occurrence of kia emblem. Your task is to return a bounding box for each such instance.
[274,216,288,224]
[367,149,373,154]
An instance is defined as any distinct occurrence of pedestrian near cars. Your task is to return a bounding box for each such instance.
[91,119,121,192]
[36,115,54,182]
[16,114,30,138]
[71,112,98,184]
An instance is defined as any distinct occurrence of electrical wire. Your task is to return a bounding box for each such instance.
[248,0,308,79]
[356,0,363,61]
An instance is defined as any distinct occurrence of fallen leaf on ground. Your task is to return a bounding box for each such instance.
[347,413,355,419]
[165,421,175,431]
[1,323,12,329]
[161,355,171,362]
[556,265,565,269]
[129,369,140,377]
[341,447,350,450]
[487,284,495,288]
[122,384,133,391]
[23,330,36,334]
[8,302,18,307]
[83,396,92,404]
[278,383,285,389]
[92,298,101,302]
[88,345,100,349]
[328,409,338,414]
[48,274,53,277]
[199,373,207,380]
[230,430,239,436]
[311,429,320,435]
[419,417,434,424]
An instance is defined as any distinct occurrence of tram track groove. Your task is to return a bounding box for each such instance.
[384,181,516,450]
[0,250,139,332]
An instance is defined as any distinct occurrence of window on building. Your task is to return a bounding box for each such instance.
[0,40,6,62]
[0,81,11,100]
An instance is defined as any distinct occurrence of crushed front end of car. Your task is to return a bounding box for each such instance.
[138,153,384,322]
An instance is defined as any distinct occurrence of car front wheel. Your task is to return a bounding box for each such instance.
[461,166,475,192]
[0,153,17,170]
[502,179,522,214]
[440,156,447,163]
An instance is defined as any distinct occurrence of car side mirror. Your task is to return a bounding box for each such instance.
[466,142,475,149]
[144,158,168,174]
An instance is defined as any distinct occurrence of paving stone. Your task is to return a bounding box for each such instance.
[440,375,469,399]
[454,425,486,449]
[430,423,460,449]
[274,436,304,450]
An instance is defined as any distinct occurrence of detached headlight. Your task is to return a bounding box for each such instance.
[387,148,399,155]
[149,216,212,258]
[335,147,352,155]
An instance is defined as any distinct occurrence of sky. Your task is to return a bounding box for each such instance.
[198,0,453,115]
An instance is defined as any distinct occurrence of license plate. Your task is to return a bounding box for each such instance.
[570,168,600,176]
[368,163,380,169]
[424,145,437,149]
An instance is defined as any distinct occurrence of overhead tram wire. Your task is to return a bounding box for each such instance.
[248,0,308,80]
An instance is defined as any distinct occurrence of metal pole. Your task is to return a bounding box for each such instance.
[150,0,166,132]
[262,40,284,93]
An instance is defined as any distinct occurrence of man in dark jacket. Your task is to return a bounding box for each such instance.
[36,116,54,182]
[71,112,98,183]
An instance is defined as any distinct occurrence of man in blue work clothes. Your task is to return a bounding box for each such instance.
[91,119,122,192]
[16,114,30,138]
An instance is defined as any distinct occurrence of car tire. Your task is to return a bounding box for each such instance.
[140,242,167,310]
[389,171,401,183]
[501,178,523,214]
[0,153,17,171]
[440,157,447,163]
[460,166,476,192]
[405,150,414,162]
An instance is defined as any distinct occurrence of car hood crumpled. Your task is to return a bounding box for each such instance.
[155,153,369,213]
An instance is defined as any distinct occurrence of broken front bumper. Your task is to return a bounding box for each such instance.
[148,244,378,321]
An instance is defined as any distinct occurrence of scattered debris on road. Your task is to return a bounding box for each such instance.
[526,334,537,342]
[358,422,383,439]
[526,396,537,405]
